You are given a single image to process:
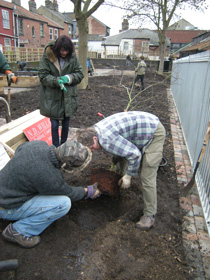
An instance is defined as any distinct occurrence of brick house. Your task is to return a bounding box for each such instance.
[176,31,210,57]
[166,30,207,54]
[64,12,110,38]
[0,0,14,49]
[0,0,65,51]
[0,0,110,58]
[63,12,110,53]
[166,19,207,54]
[37,1,74,39]
[102,28,170,59]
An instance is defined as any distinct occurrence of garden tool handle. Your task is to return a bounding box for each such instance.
[97,112,105,119]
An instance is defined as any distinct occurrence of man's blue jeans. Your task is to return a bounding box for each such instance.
[50,117,70,147]
[0,195,71,237]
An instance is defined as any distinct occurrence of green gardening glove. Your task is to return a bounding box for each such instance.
[59,75,71,84]
[58,80,67,92]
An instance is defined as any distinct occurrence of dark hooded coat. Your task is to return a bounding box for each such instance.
[0,50,11,73]
[38,41,84,120]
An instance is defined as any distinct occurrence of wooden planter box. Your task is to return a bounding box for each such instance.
[1,76,40,88]
[0,110,45,154]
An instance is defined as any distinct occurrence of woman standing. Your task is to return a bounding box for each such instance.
[38,35,84,147]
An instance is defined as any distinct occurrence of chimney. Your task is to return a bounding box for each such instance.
[45,0,58,11]
[122,19,129,31]
[12,0,21,5]
[29,0,37,13]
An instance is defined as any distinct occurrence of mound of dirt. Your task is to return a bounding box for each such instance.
[0,70,192,279]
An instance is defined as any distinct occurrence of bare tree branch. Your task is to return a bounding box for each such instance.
[106,0,208,73]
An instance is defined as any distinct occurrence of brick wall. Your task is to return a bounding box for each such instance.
[87,17,106,35]
[20,19,65,48]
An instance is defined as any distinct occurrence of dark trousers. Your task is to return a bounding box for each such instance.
[50,117,70,147]
[133,74,145,90]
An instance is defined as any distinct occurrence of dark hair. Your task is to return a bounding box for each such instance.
[76,127,97,146]
[52,35,74,60]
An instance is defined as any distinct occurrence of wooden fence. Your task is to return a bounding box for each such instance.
[2,47,44,62]
[2,46,100,62]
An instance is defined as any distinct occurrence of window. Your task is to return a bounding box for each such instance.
[123,41,129,51]
[2,10,10,29]
[4,38,11,47]
[40,24,44,37]
[171,43,181,50]
[32,26,35,38]
[18,18,23,35]
[68,24,72,35]
[142,41,149,52]
[49,28,53,40]
[54,29,58,40]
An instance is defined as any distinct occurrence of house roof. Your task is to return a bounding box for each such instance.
[42,15,63,29]
[180,36,210,52]
[167,18,195,30]
[0,0,46,23]
[166,30,207,44]
[37,6,74,24]
[103,29,170,46]
[0,0,63,29]
[63,12,110,29]
[88,34,105,41]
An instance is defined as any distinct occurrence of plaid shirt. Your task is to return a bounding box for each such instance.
[94,111,160,176]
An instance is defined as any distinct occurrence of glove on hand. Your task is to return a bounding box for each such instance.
[86,182,101,199]
[6,71,17,84]
[118,174,131,189]
[58,80,67,92]
[59,75,72,84]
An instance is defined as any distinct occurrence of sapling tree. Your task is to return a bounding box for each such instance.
[121,73,171,112]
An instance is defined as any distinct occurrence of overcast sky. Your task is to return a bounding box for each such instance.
[6,0,210,35]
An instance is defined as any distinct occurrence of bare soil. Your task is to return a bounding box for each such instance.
[0,69,192,280]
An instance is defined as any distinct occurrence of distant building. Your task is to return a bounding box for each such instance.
[63,12,110,53]
[102,28,170,60]
[166,18,207,54]
[37,2,74,39]
[0,0,110,54]
[0,0,64,50]
[167,18,197,30]
[175,32,210,57]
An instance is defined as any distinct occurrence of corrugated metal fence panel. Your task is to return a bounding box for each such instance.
[171,52,210,166]
[170,51,210,234]
[197,139,210,225]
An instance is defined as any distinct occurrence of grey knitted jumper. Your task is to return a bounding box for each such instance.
[0,141,85,209]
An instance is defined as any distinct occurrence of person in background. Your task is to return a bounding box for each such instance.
[87,57,93,76]
[38,35,84,147]
[75,111,166,231]
[0,140,101,248]
[126,55,131,67]
[0,50,17,84]
[17,60,26,71]
[131,55,147,90]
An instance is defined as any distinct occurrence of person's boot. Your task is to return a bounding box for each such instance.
[2,223,41,248]
[136,215,155,230]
